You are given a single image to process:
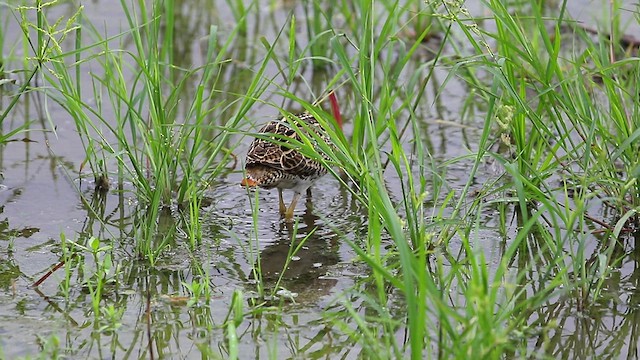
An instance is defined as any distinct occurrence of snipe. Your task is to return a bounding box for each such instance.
[241,93,343,221]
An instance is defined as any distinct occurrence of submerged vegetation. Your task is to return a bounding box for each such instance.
[1,0,639,358]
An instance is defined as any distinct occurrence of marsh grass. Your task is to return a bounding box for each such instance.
[2,0,640,358]
[317,0,639,357]
[0,1,59,145]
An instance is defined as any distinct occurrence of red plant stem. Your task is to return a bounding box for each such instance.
[328,91,343,130]
[30,260,66,288]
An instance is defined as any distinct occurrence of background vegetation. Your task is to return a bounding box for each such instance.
[0,0,639,358]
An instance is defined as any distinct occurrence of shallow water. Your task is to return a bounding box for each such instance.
[1,0,640,359]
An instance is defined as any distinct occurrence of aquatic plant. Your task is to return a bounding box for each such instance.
[0,0,639,358]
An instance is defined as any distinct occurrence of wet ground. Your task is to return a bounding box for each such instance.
[1,0,640,359]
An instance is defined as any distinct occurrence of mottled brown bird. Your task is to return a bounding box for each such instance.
[241,93,343,221]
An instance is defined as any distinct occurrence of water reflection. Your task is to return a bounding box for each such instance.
[255,194,341,300]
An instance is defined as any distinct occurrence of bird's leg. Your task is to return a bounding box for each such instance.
[284,192,302,222]
[278,188,287,215]
[306,187,312,198]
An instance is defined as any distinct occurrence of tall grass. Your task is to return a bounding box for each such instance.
[17,0,280,262]
[2,0,639,358]
[0,1,59,145]
[310,0,639,358]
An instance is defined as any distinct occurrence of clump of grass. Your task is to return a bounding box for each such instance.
[309,0,449,356]
[8,0,277,262]
[303,0,640,357]
[37,2,243,192]
[434,0,638,355]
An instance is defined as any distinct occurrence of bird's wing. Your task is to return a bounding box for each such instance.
[245,115,324,177]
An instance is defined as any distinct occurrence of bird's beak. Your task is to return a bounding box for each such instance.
[240,178,257,187]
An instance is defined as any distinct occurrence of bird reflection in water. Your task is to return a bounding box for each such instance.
[250,194,340,302]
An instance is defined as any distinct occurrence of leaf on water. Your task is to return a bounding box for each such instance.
[6,138,37,143]
[159,294,191,306]
[18,227,39,238]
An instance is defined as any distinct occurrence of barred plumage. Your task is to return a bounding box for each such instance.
[241,112,332,221]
